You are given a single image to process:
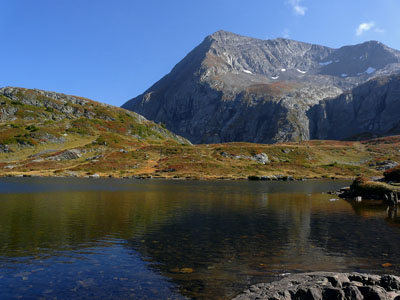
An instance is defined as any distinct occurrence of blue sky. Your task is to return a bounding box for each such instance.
[1,0,400,106]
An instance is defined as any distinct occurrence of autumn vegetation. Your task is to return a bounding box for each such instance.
[1,87,400,180]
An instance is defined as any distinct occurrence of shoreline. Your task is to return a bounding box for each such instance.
[0,173,355,181]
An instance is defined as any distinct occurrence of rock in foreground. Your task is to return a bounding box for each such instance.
[232,272,400,300]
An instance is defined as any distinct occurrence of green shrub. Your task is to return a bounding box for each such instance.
[16,138,33,146]
[95,136,107,145]
[66,127,89,135]
[25,125,39,132]
[384,167,400,182]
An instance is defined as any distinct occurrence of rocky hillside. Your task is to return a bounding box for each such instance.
[0,87,192,177]
[122,30,400,144]
[0,86,189,146]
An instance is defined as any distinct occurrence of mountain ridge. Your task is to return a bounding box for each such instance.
[122,30,400,144]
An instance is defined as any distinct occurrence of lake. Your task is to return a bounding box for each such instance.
[0,178,400,299]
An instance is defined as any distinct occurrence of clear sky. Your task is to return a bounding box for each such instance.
[1,0,400,106]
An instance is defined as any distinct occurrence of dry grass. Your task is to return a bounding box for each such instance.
[3,134,400,179]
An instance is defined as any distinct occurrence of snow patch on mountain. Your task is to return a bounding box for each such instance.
[365,67,376,74]
[319,61,332,66]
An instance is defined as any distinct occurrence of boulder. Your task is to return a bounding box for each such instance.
[232,272,400,300]
[88,173,100,178]
[254,153,269,164]
[375,160,399,171]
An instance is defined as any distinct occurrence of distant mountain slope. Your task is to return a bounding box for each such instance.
[122,30,400,144]
[309,74,400,140]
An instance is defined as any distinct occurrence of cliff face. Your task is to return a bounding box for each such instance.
[309,74,400,140]
[122,30,400,144]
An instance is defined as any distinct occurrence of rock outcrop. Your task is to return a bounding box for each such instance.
[47,149,82,161]
[232,272,400,300]
[123,30,400,144]
[220,151,269,164]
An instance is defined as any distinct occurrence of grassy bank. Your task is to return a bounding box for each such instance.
[2,136,400,179]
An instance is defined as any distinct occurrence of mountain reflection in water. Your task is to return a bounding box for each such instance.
[0,178,400,300]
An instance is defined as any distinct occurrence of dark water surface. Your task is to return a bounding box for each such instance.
[1,178,400,299]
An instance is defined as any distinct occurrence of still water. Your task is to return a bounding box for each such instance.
[0,178,400,299]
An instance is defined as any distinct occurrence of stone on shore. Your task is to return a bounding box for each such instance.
[232,272,400,300]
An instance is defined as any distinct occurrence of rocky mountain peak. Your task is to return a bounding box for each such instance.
[207,30,242,41]
[201,31,400,85]
[122,31,400,144]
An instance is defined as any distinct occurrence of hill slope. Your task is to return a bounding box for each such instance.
[2,87,400,179]
[0,87,190,177]
[122,30,400,144]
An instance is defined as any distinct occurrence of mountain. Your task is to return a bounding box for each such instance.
[122,30,400,144]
